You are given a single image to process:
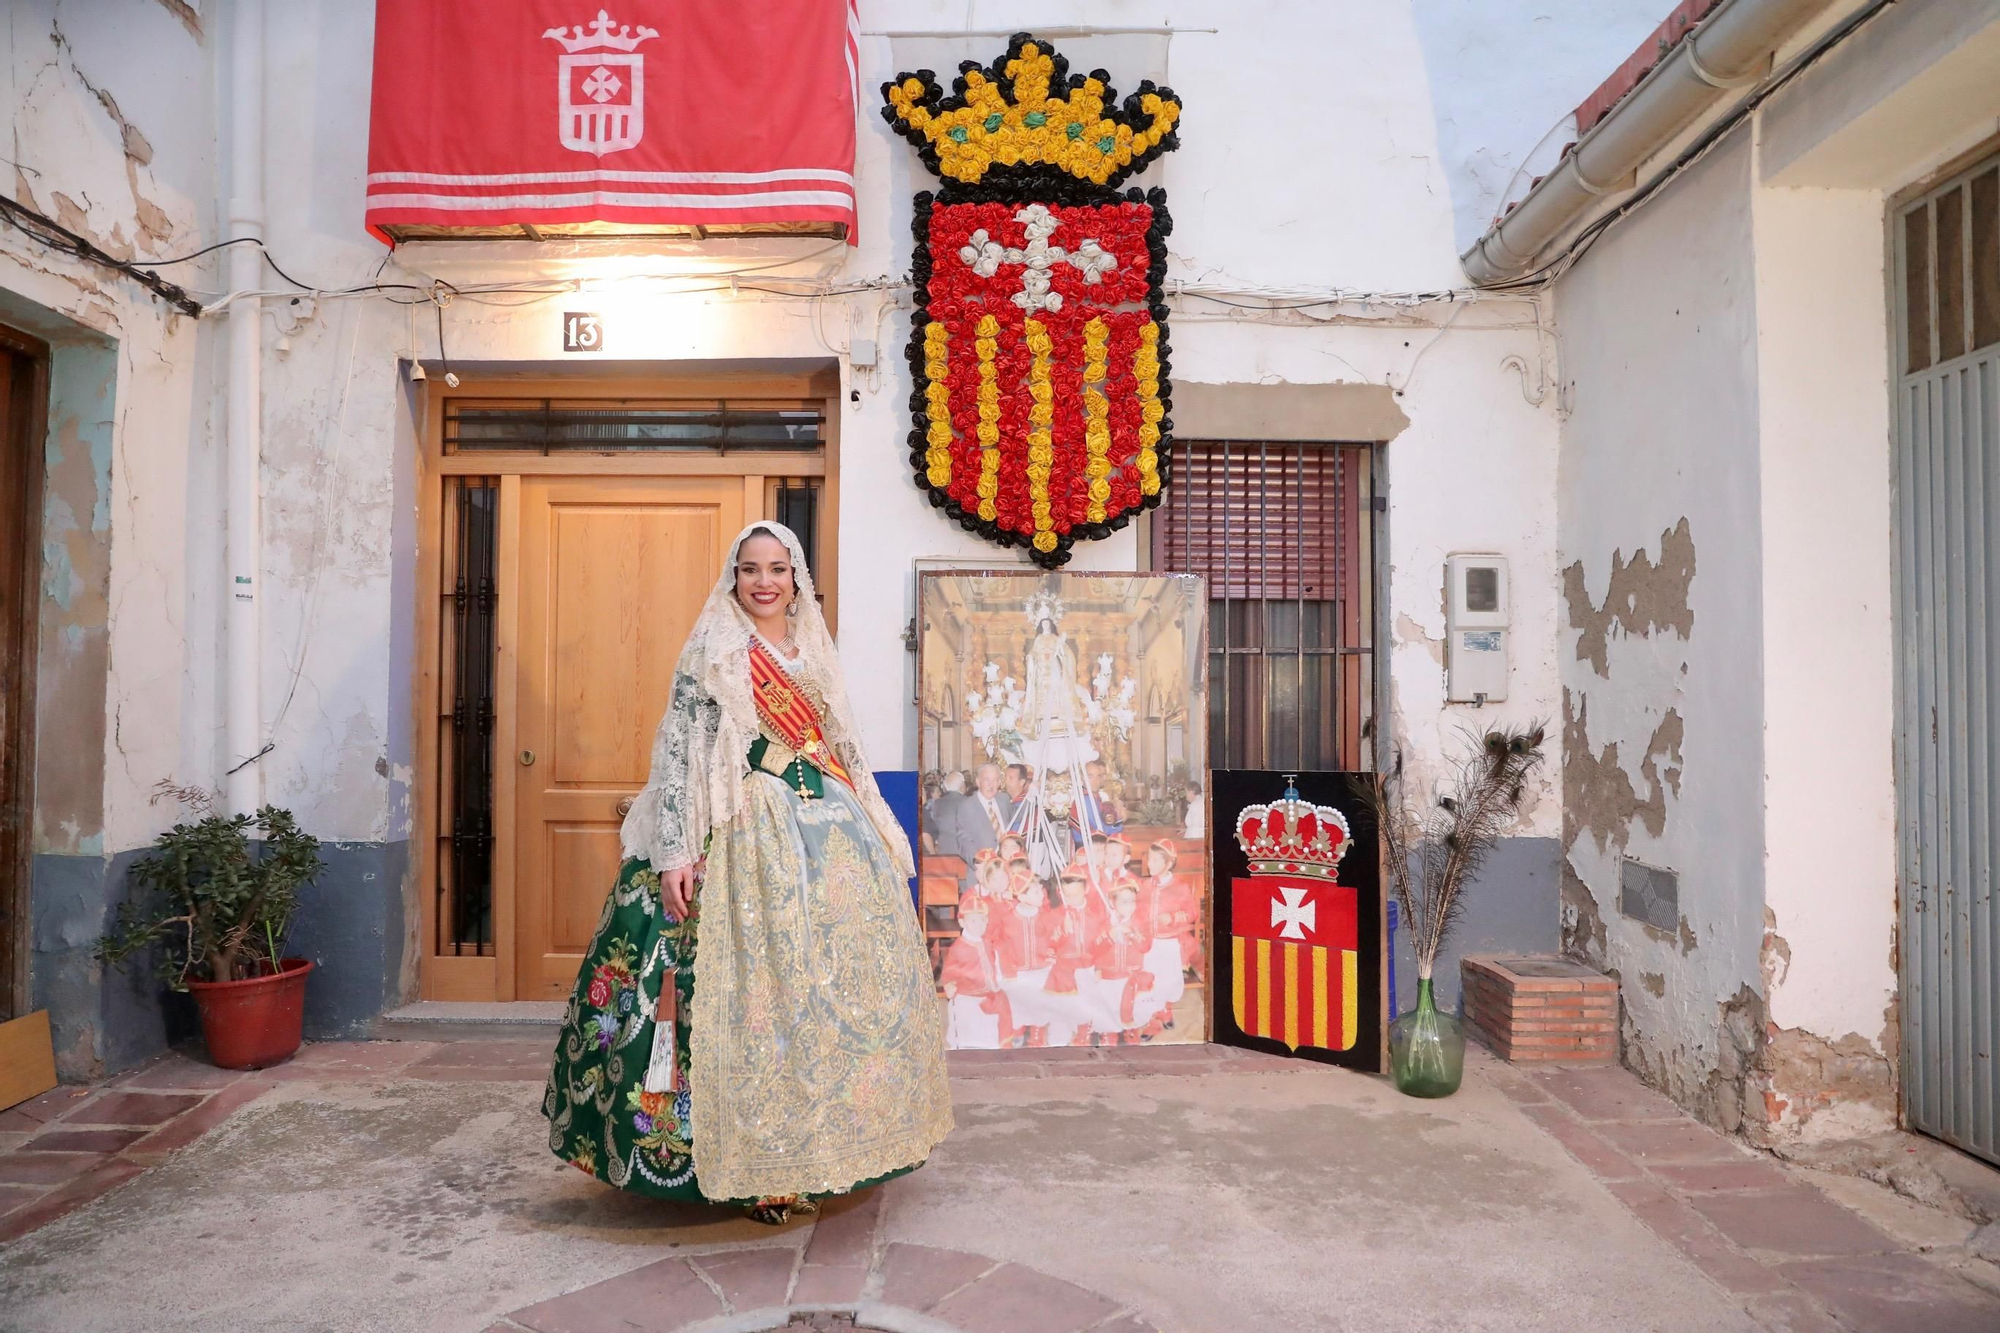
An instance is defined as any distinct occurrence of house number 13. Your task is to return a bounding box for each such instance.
[563,312,604,353]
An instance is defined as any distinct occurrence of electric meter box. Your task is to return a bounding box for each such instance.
[1445,553,1510,703]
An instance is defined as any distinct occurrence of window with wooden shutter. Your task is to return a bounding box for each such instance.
[1153,441,1373,772]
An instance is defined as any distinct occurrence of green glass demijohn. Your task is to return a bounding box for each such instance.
[1389,978,1465,1097]
[1357,723,1547,1102]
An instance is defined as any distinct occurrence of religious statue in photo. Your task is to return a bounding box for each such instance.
[969,588,1140,881]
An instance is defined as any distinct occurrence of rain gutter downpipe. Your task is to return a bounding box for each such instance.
[225,0,264,814]
[1460,0,1837,287]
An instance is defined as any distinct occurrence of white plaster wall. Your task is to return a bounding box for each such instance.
[229,0,1660,853]
[0,0,218,857]
[1749,177,1899,1139]
[1555,132,1770,1123]
[1546,0,1999,1140]
[1734,0,2000,1140]
[4,2,1686,999]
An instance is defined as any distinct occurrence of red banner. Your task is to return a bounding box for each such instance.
[365,2,860,243]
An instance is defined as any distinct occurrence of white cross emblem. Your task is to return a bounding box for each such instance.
[958,204,1119,314]
[1270,886,1316,941]
[582,67,623,103]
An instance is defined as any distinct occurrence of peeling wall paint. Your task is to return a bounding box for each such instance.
[2,2,217,1077]
[1552,67,1922,1146]
[1561,518,1696,678]
[1555,132,1770,1135]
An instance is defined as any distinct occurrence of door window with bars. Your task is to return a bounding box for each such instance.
[1153,440,1374,772]
[444,399,824,454]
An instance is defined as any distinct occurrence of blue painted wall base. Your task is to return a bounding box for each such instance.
[30,839,410,1081]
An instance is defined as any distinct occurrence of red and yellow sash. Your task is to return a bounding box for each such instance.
[749,638,854,790]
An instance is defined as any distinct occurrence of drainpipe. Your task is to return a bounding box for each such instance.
[1461,0,1836,286]
[225,0,264,814]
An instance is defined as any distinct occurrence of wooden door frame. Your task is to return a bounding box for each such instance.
[0,324,48,1023]
[412,369,841,1001]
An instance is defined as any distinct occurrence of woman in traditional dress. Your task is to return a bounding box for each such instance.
[543,522,953,1225]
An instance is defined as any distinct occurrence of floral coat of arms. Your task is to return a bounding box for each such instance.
[883,34,1184,567]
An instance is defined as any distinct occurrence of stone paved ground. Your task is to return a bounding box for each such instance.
[0,1039,1995,1332]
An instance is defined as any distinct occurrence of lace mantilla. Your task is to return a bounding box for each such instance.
[619,521,914,877]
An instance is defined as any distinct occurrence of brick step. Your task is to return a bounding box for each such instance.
[1462,954,1619,1066]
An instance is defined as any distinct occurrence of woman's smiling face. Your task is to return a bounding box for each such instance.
[735,533,795,620]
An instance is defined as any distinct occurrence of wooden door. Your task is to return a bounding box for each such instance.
[0,329,46,1022]
[512,475,745,998]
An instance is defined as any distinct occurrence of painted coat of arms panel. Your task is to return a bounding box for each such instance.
[1211,770,1384,1072]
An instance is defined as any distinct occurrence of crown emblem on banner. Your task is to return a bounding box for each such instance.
[883,33,1182,188]
[1235,779,1352,880]
[543,10,659,54]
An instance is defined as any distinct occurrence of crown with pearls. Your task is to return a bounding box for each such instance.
[1023,588,1067,628]
[543,10,658,54]
[1234,778,1351,880]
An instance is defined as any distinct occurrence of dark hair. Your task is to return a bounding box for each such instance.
[1005,763,1029,783]
[736,526,799,574]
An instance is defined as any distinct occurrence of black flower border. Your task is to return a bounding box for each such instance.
[878,31,1183,194]
[905,183,1175,570]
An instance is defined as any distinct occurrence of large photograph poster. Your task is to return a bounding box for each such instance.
[917,573,1208,1048]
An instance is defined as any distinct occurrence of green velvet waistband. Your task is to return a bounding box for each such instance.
[748,735,824,799]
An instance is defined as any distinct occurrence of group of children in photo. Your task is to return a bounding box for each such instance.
[936,830,1205,1048]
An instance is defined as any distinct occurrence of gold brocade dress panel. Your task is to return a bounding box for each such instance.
[687,648,953,1201]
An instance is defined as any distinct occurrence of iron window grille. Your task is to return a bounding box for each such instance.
[439,476,499,955]
[1153,440,1374,773]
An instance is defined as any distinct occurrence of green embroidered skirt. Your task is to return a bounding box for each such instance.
[541,772,953,1203]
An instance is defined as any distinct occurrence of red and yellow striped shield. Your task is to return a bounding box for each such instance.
[909,197,1170,568]
[1230,876,1359,1052]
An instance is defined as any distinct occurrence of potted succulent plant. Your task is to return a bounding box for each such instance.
[96,785,325,1069]
[1358,723,1546,1097]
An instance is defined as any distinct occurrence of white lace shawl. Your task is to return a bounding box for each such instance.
[618,520,915,878]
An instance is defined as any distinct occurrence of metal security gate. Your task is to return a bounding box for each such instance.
[1893,151,2000,1165]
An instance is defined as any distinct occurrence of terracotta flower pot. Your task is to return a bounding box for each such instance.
[186,957,314,1069]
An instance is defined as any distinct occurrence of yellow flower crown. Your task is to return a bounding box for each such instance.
[882,34,1184,189]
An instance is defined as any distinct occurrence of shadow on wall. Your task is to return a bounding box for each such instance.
[1393,835,1561,1014]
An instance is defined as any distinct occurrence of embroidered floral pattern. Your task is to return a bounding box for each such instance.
[547,798,952,1204]
[544,860,702,1197]
[689,775,955,1202]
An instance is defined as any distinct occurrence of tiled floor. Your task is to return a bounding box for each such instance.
[0,1039,550,1244]
[2,1039,1997,1331]
[1491,1064,2000,1333]
[489,1188,1152,1333]
[0,1040,1281,1256]
[0,1057,274,1245]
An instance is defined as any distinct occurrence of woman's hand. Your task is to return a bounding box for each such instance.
[662,864,698,920]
